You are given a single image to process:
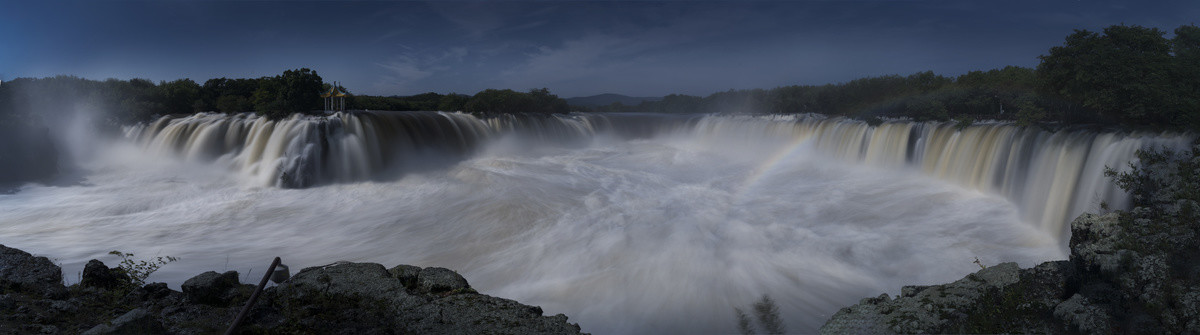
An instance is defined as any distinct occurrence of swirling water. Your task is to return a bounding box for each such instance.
[0,112,1187,333]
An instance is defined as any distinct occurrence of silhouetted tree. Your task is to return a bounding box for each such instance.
[1172,25,1200,127]
[158,79,201,115]
[438,93,470,112]
[1038,25,1174,125]
[216,95,252,113]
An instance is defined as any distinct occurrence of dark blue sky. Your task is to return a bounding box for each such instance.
[2,1,1197,97]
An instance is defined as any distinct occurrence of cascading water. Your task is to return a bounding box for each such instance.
[127,112,1187,240]
[124,112,609,188]
[680,115,1188,241]
[1,111,1190,334]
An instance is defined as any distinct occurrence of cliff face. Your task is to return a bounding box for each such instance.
[0,245,586,334]
[821,212,1200,334]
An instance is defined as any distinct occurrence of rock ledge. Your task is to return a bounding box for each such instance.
[0,244,586,334]
[821,212,1200,334]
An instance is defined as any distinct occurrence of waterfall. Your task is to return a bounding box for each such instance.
[680,115,1189,240]
[128,112,605,188]
[127,111,1191,240]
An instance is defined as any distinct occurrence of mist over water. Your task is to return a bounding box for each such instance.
[0,112,1187,333]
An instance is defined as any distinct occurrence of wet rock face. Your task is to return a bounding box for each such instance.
[0,244,66,299]
[822,211,1200,334]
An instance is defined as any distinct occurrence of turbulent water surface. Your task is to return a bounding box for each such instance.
[0,112,1188,333]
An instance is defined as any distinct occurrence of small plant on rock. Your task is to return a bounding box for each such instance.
[954,115,975,131]
[109,250,178,287]
[734,294,786,335]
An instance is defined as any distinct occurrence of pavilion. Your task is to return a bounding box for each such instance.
[322,81,348,112]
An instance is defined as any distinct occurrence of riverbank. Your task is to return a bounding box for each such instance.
[0,244,586,334]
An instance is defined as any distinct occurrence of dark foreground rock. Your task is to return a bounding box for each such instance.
[0,244,67,299]
[821,212,1200,334]
[0,245,586,334]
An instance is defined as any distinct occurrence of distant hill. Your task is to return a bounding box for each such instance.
[566,93,662,107]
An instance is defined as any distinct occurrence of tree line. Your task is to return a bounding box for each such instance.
[0,68,326,124]
[348,88,568,115]
[578,24,1200,131]
[0,69,570,127]
[2,24,1196,131]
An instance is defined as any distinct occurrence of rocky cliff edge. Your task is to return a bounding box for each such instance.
[0,245,586,334]
[822,212,1200,334]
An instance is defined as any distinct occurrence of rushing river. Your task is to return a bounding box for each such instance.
[0,112,1188,333]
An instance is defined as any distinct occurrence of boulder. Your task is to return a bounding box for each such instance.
[1069,213,1129,275]
[0,244,67,299]
[181,271,240,305]
[281,262,422,309]
[121,282,179,307]
[388,264,422,288]
[418,267,470,293]
[80,260,126,290]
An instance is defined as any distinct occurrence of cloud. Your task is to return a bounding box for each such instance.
[496,7,750,94]
[377,56,433,81]
[504,34,629,80]
[373,47,472,94]
[427,2,509,39]
[374,55,434,93]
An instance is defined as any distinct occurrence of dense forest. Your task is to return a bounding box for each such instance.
[582,24,1200,131]
[0,70,569,127]
[0,68,326,125]
[1,24,1196,131]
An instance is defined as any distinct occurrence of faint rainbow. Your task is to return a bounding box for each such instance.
[733,132,817,200]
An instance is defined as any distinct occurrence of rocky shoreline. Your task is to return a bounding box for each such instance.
[5,213,1191,335]
[821,212,1200,334]
[0,245,586,334]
